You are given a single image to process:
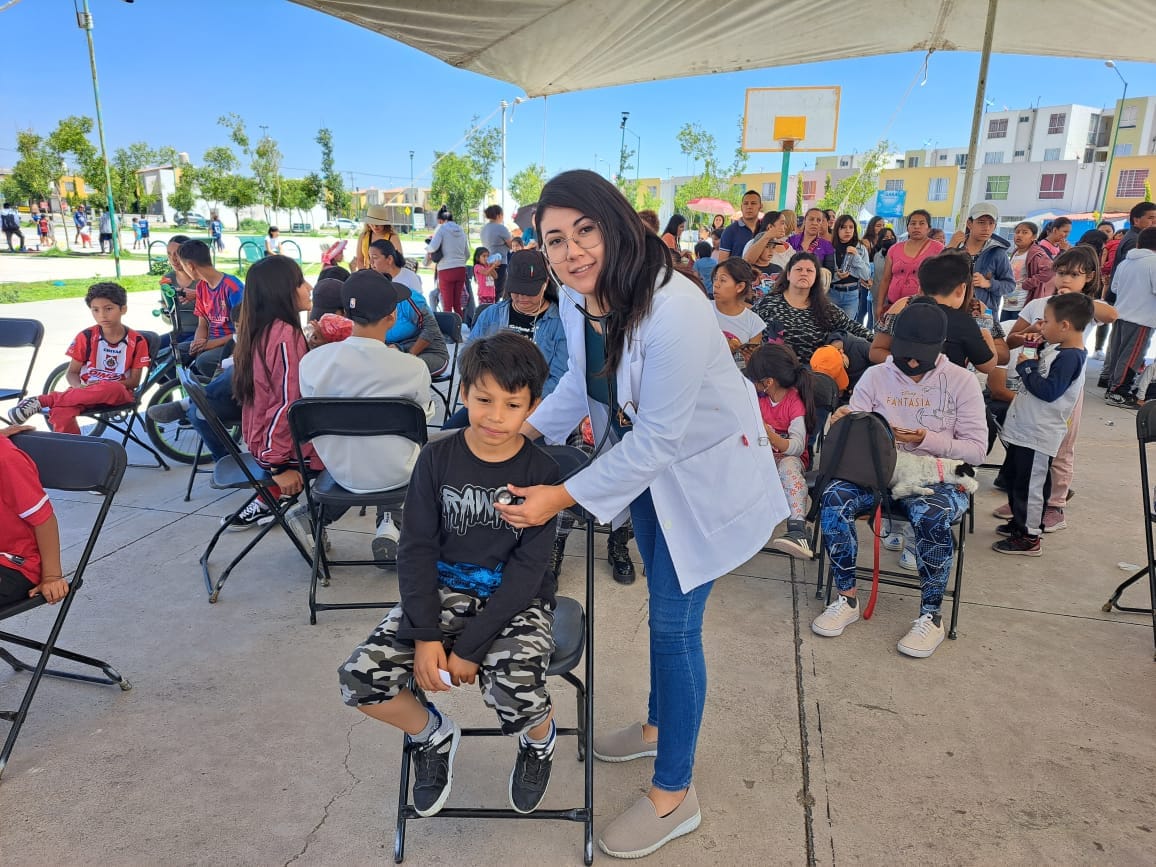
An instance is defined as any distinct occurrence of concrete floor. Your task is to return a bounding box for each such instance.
[1,296,1155,865]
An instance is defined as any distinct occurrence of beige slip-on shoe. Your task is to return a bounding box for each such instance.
[598,785,701,859]
[592,722,658,763]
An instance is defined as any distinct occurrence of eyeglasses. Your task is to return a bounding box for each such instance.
[543,221,602,263]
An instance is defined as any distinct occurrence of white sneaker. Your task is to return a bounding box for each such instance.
[898,547,919,572]
[897,613,946,658]
[372,516,400,566]
[811,595,860,637]
[882,532,904,552]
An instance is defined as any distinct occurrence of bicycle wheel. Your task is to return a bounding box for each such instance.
[145,379,210,465]
[41,362,108,437]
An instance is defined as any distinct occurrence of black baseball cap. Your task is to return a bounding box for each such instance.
[506,249,550,295]
[340,269,411,324]
[309,278,346,321]
[890,299,947,365]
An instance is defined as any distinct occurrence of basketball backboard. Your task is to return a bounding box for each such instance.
[742,86,841,153]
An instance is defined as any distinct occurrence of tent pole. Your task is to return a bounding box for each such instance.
[778,143,793,211]
[955,0,998,231]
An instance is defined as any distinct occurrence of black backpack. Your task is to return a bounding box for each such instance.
[806,411,896,521]
[1,212,17,232]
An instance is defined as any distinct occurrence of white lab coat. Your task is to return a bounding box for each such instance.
[529,271,789,592]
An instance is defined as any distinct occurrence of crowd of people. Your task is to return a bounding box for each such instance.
[7,170,1156,860]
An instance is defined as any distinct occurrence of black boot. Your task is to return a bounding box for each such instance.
[607,525,636,585]
[551,512,573,578]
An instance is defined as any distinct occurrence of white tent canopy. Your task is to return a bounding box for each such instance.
[292,0,1151,98]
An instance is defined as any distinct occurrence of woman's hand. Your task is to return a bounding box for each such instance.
[272,468,303,497]
[494,484,575,529]
[972,272,992,289]
[414,641,451,693]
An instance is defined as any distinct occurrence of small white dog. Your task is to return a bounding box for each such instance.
[889,452,979,499]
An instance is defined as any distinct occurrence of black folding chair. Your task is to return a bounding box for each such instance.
[183,373,313,603]
[1101,402,1156,659]
[431,312,463,422]
[288,397,428,624]
[0,432,130,780]
[0,317,44,406]
[394,444,595,865]
[57,331,172,471]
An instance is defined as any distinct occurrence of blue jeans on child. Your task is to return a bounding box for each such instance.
[628,489,714,793]
[820,480,969,615]
[188,368,240,461]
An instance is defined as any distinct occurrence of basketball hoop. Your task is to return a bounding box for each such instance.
[743,87,840,210]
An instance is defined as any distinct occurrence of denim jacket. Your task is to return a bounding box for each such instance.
[468,299,568,396]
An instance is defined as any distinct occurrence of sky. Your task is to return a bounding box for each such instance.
[4,0,1156,191]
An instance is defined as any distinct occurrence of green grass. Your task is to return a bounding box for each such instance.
[0,274,160,304]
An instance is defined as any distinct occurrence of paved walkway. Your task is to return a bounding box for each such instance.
[0,296,1154,865]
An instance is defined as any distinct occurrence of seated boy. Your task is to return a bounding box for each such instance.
[338,332,561,817]
[0,425,68,608]
[177,239,245,379]
[298,269,433,561]
[991,292,1093,556]
[10,283,150,433]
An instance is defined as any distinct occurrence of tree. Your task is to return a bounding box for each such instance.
[673,118,751,216]
[47,116,103,196]
[466,117,502,195]
[615,145,636,195]
[430,151,488,234]
[109,142,178,214]
[5,130,58,206]
[817,141,895,217]
[220,114,281,221]
[315,127,349,218]
[222,175,258,229]
[169,166,197,216]
[796,173,805,210]
[509,164,546,208]
[198,146,239,215]
[635,185,663,214]
[1146,177,1153,203]
[281,174,324,228]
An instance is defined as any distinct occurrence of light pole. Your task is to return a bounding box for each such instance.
[623,126,641,185]
[409,150,415,202]
[500,97,526,216]
[1100,60,1129,216]
[77,0,120,278]
[619,112,629,183]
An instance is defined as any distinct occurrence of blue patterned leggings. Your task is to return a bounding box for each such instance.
[820,481,970,615]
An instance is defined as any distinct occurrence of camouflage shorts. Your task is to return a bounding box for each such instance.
[338,587,555,735]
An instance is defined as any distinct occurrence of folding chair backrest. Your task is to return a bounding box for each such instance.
[0,317,45,398]
[12,431,127,495]
[435,312,463,344]
[182,372,247,463]
[536,444,594,524]
[288,398,429,448]
[812,372,841,413]
[1138,402,1156,444]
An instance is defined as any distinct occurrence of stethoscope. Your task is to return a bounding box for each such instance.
[493,273,622,507]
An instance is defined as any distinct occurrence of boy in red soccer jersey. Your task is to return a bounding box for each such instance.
[9,283,150,434]
[0,425,67,607]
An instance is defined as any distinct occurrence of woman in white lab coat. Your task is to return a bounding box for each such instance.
[495,170,788,859]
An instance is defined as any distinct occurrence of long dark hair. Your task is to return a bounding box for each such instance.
[535,169,673,374]
[774,251,833,332]
[832,214,860,256]
[744,342,816,434]
[1040,217,1072,242]
[863,216,884,249]
[1053,245,1102,297]
[232,255,306,406]
[714,257,757,303]
[662,213,686,238]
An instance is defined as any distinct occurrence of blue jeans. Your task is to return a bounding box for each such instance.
[188,368,240,461]
[828,286,859,320]
[820,480,969,615]
[857,283,874,330]
[628,489,713,792]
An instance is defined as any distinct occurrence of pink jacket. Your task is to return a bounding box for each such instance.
[1021,243,1055,303]
[241,319,320,470]
[848,354,986,465]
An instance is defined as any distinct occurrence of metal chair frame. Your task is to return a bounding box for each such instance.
[430,312,463,424]
[0,317,44,406]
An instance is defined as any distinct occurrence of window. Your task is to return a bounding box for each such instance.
[761,182,776,200]
[954,153,968,168]
[984,151,1005,164]
[908,156,920,167]
[930,217,948,230]
[647,185,658,197]
[884,179,904,191]
[802,180,817,199]
[1047,113,1066,135]
[1019,115,1031,123]
[927,177,949,201]
[939,153,949,161]
[839,159,850,168]
[1044,148,1061,161]
[63,181,76,193]
[985,176,1010,201]
[987,118,1008,139]
[1121,106,1139,129]
[1117,168,1149,198]
[1115,143,1134,157]
[1038,173,1067,200]
[1013,149,1026,158]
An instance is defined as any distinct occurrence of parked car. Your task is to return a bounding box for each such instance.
[320,217,360,234]
[174,211,209,229]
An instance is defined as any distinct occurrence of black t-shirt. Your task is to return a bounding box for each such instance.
[941,306,994,369]
[506,306,536,338]
[395,431,560,663]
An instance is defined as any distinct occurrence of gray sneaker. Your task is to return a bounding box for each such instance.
[593,722,658,763]
[146,398,189,424]
[598,785,701,859]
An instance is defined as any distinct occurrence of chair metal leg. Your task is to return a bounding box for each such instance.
[948,519,965,640]
[0,638,129,689]
[108,413,171,471]
[185,439,204,501]
[394,735,413,863]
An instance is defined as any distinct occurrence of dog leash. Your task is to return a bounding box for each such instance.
[864,504,882,621]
